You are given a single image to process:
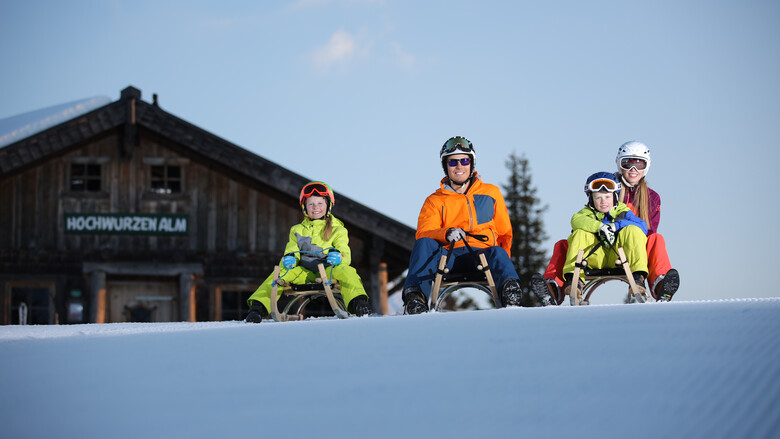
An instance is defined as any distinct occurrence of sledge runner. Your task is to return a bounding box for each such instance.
[245,181,372,322]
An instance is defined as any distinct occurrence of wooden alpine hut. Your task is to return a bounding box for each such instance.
[0,86,415,324]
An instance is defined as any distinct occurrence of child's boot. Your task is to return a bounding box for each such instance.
[630,272,647,297]
[562,274,585,299]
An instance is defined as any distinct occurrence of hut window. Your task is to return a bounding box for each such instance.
[150,165,182,194]
[70,163,102,192]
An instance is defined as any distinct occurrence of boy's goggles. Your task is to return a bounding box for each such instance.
[619,157,648,171]
[588,178,619,193]
[443,137,473,154]
[301,182,330,198]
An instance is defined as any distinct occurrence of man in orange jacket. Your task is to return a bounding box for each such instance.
[402,136,522,314]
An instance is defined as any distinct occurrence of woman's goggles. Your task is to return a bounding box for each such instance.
[443,137,473,154]
[588,178,619,193]
[619,157,648,171]
[447,157,471,167]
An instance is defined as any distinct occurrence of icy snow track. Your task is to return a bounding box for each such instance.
[1,298,779,439]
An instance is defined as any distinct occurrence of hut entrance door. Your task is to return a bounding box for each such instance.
[107,278,177,322]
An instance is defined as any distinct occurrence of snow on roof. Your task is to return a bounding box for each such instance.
[0,95,111,148]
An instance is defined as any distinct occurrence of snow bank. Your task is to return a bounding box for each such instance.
[1,299,778,438]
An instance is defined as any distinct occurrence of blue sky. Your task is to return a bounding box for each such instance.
[1,0,779,303]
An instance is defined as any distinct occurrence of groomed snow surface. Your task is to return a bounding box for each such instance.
[2,298,779,439]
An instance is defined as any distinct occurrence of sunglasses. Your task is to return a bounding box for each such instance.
[619,157,647,171]
[447,157,471,167]
[301,183,330,198]
[443,137,473,154]
[588,178,619,193]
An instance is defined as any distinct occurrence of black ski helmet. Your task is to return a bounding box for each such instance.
[584,171,622,206]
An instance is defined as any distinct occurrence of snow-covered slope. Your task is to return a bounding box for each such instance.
[1,299,779,439]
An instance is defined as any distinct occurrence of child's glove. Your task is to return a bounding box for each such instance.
[282,255,297,269]
[598,224,617,245]
[446,228,466,242]
[326,251,342,266]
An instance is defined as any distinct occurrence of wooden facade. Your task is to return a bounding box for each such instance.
[0,86,415,324]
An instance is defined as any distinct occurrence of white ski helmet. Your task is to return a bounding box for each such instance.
[616,141,651,175]
[440,136,476,175]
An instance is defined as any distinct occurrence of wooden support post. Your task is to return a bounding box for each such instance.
[379,262,388,315]
[180,273,196,322]
[90,270,107,323]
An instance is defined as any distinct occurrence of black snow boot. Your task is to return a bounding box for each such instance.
[402,287,429,315]
[630,272,647,297]
[562,274,585,299]
[529,273,556,306]
[245,301,268,323]
[655,269,680,302]
[501,278,523,307]
[348,296,373,316]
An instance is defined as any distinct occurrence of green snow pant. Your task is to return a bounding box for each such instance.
[563,225,648,281]
[247,264,368,312]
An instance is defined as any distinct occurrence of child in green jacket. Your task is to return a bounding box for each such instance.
[245,181,372,322]
[562,172,649,297]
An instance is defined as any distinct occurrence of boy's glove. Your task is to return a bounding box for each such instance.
[599,223,617,245]
[282,255,297,269]
[326,251,342,266]
[446,228,466,242]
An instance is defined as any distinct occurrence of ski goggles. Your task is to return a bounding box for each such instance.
[301,182,331,199]
[588,178,619,193]
[447,157,471,167]
[619,157,648,171]
[442,137,473,154]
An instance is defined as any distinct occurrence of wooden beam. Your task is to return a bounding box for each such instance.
[379,262,388,315]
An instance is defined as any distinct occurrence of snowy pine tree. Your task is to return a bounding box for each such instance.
[503,152,548,306]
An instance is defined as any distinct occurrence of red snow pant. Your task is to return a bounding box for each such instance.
[543,233,672,294]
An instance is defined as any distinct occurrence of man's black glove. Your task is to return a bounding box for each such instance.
[245,302,268,323]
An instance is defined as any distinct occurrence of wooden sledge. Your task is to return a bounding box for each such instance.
[269,263,349,322]
[430,246,501,312]
[568,247,650,306]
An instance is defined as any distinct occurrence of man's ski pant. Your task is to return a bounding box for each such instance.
[403,238,520,299]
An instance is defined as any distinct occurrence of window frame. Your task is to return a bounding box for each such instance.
[66,157,110,196]
[143,157,189,196]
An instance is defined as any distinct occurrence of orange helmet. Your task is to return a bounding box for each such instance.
[299,181,335,215]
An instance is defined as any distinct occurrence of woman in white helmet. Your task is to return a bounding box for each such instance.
[530,141,679,304]
[613,141,679,301]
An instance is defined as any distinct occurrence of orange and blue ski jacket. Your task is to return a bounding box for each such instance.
[416,172,513,257]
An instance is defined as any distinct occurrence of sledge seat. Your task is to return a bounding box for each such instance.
[430,250,501,312]
[568,248,651,306]
[270,263,348,322]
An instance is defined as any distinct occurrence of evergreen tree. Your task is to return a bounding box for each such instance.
[503,152,548,306]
